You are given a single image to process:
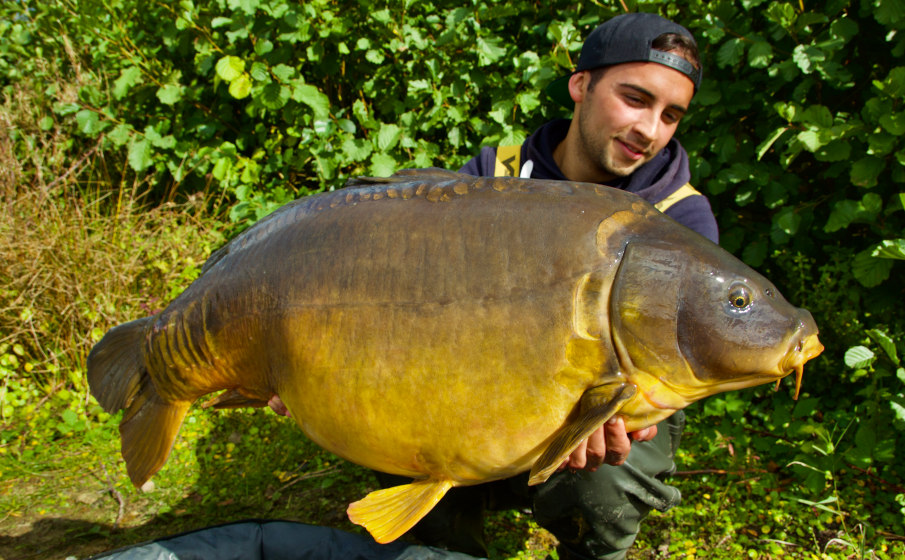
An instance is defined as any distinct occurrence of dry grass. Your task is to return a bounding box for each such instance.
[0,79,226,415]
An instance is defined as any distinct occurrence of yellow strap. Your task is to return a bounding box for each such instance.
[493,145,521,177]
[654,183,702,212]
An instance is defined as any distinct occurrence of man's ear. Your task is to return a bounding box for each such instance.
[568,71,589,104]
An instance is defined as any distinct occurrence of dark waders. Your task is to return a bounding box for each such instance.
[376,411,686,560]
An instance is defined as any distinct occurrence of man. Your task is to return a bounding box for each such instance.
[431,12,718,560]
[274,11,717,560]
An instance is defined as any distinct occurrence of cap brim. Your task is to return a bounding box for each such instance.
[544,74,574,109]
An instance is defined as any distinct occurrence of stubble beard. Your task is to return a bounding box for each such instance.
[578,110,651,180]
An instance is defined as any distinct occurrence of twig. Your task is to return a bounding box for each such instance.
[43,140,100,191]
[848,465,905,494]
[99,459,125,528]
[275,465,341,495]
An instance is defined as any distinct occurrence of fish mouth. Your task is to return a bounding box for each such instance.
[777,333,824,400]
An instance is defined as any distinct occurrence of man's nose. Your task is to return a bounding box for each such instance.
[633,110,659,142]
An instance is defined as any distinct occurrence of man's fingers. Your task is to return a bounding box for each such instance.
[602,417,631,466]
[631,425,658,442]
[584,425,607,471]
[566,438,589,470]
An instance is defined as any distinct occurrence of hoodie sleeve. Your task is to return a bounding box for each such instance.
[458,147,498,176]
[664,195,719,244]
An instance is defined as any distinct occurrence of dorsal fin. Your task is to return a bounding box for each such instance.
[344,167,462,188]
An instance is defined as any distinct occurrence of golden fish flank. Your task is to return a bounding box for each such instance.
[87,168,823,544]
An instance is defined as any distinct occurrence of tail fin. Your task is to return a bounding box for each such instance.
[87,317,190,487]
[87,318,151,412]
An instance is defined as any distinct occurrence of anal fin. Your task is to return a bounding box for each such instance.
[347,478,454,544]
[528,382,636,486]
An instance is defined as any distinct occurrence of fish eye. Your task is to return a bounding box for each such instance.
[728,285,751,309]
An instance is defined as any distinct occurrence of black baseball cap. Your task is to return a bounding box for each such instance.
[546,12,702,108]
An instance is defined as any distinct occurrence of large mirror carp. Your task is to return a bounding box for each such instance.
[87,168,823,544]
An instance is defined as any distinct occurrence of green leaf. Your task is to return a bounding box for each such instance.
[113,66,142,99]
[254,39,274,56]
[852,248,894,287]
[793,45,826,74]
[272,64,295,83]
[144,126,175,149]
[850,156,885,187]
[756,127,788,160]
[879,111,905,135]
[212,155,234,182]
[824,200,860,232]
[216,55,245,82]
[872,239,905,260]
[227,0,260,16]
[107,123,132,147]
[376,123,402,152]
[250,62,270,83]
[476,36,507,66]
[75,109,107,136]
[867,329,899,365]
[801,105,833,128]
[293,83,331,119]
[844,346,875,369]
[228,73,252,99]
[716,38,745,68]
[365,49,385,64]
[823,202,855,232]
[156,83,184,105]
[742,240,767,267]
[876,0,905,26]
[341,136,373,162]
[774,207,801,236]
[128,138,153,172]
[891,401,905,424]
[797,130,823,151]
[516,90,541,113]
[369,152,396,176]
[748,41,773,68]
[815,139,851,162]
[260,83,290,110]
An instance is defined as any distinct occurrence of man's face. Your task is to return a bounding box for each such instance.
[570,60,695,181]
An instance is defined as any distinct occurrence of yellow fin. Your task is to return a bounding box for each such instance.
[347,478,454,544]
[119,386,190,487]
[528,382,636,486]
[202,388,270,409]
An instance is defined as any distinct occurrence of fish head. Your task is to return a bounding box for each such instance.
[611,238,823,407]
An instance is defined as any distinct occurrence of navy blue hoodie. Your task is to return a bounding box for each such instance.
[459,119,718,243]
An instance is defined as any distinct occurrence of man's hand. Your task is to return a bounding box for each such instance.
[268,394,291,417]
[559,417,658,472]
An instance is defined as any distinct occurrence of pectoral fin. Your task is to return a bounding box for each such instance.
[201,388,270,409]
[347,478,454,544]
[528,382,636,485]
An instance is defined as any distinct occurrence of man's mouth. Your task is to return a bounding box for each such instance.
[616,138,649,161]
